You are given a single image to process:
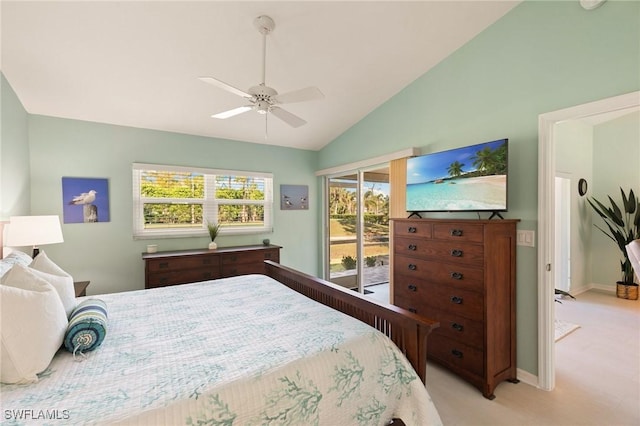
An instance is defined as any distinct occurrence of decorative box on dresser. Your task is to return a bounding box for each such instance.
[143,244,281,289]
[391,218,519,399]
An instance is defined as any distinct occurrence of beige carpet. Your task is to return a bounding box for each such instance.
[554,319,580,341]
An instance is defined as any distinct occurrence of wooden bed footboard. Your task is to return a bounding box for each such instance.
[264,261,439,383]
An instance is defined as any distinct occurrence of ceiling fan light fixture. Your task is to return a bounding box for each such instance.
[256,100,270,114]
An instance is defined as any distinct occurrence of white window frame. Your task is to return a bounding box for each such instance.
[132,163,273,239]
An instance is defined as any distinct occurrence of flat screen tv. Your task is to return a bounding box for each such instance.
[406,138,508,213]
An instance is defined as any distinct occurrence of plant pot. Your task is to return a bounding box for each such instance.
[616,282,639,300]
[208,241,217,250]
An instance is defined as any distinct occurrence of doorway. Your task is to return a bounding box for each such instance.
[325,166,390,294]
[537,91,640,391]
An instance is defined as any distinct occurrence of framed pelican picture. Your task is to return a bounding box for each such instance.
[62,177,110,223]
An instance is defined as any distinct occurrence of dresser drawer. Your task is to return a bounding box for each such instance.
[143,245,281,290]
[394,293,483,349]
[428,333,484,377]
[427,308,484,349]
[394,237,484,266]
[146,255,218,273]
[433,223,484,243]
[394,279,484,321]
[394,221,432,238]
[395,237,484,265]
[221,262,270,277]
[221,249,279,266]
[394,255,483,291]
[147,268,221,288]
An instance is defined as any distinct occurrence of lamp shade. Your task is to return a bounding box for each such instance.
[6,216,64,248]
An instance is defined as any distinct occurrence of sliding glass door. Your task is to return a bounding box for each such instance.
[325,166,389,294]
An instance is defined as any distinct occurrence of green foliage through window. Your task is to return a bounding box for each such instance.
[133,163,273,238]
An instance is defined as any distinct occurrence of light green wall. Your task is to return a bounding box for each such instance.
[1,74,31,218]
[318,1,640,375]
[28,115,318,295]
[591,111,640,286]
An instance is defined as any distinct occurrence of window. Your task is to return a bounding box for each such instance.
[132,163,273,239]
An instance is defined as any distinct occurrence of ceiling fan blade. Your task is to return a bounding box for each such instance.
[212,106,253,119]
[273,87,324,104]
[270,106,307,128]
[199,77,252,99]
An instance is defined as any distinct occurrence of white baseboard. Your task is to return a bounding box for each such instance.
[587,282,616,294]
[568,283,615,296]
[517,368,539,389]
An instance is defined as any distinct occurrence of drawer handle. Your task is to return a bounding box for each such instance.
[451,323,464,332]
[231,255,237,262]
[450,249,463,257]
[408,284,417,292]
[265,253,272,259]
[202,272,212,279]
[202,258,212,265]
[450,229,464,237]
[160,277,168,284]
[408,226,417,233]
[450,272,464,280]
[408,308,417,314]
[159,262,169,269]
[451,349,463,358]
[408,264,417,271]
[450,296,463,304]
[408,244,417,251]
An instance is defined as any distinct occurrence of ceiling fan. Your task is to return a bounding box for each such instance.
[199,15,324,130]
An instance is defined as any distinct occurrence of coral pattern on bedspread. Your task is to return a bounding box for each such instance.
[0,274,442,426]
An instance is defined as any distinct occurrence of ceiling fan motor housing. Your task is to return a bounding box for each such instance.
[250,85,278,113]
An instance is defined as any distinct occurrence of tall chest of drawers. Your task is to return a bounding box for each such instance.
[143,245,281,289]
[392,218,518,399]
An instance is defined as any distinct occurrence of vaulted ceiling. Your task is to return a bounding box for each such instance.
[1,1,520,150]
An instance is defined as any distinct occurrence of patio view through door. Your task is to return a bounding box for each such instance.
[326,166,390,294]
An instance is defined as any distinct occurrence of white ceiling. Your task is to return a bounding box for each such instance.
[1,1,520,151]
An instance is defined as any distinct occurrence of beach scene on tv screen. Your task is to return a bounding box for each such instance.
[406,139,507,211]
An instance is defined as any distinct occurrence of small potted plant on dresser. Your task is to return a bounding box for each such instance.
[206,220,220,250]
[588,188,640,300]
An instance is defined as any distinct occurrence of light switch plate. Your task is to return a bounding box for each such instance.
[517,230,535,247]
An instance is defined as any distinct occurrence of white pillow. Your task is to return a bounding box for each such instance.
[30,251,76,317]
[0,251,32,279]
[29,268,76,317]
[30,250,72,278]
[0,265,68,384]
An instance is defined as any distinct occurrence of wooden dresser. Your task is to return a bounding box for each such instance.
[392,218,518,399]
[142,244,281,289]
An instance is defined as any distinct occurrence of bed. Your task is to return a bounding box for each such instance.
[0,242,442,425]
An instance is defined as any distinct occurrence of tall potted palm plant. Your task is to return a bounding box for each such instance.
[588,188,640,300]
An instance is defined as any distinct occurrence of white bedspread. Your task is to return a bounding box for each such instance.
[1,274,442,425]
